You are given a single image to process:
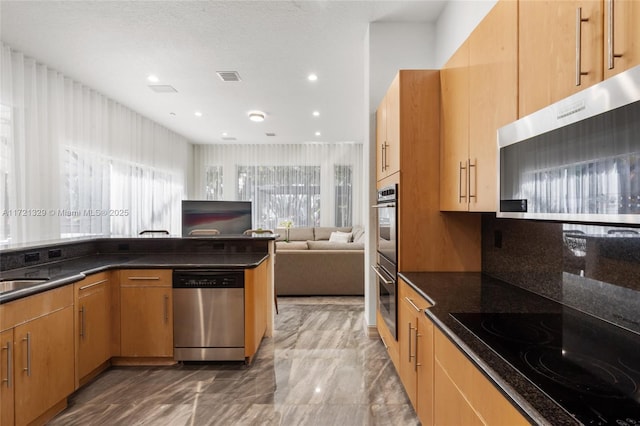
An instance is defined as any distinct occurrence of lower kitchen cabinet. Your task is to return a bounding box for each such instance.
[0,285,75,426]
[245,261,268,362]
[398,279,434,426]
[434,327,529,426]
[1,329,14,426]
[376,308,399,371]
[119,270,173,358]
[75,272,111,385]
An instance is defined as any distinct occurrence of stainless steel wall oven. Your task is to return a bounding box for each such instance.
[373,185,398,339]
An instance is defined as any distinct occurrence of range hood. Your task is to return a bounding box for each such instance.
[497,65,640,224]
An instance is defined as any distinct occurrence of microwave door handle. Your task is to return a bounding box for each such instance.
[371,266,394,285]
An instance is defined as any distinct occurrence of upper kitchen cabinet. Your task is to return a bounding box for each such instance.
[519,0,604,117]
[440,0,518,212]
[376,74,400,181]
[604,0,640,79]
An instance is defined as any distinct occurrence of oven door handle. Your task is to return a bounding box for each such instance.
[371,203,396,209]
[371,266,394,285]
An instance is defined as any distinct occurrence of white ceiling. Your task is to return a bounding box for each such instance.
[0,1,448,145]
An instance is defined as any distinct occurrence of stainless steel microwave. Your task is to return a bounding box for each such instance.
[497,65,640,224]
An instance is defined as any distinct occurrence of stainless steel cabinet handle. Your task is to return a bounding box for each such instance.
[576,7,589,86]
[371,266,394,285]
[458,161,468,203]
[607,0,623,69]
[79,305,86,339]
[383,142,389,171]
[408,323,416,362]
[2,341,11,387]
[22,332,31,377]
[405,297,421,313]
[127,276,160,281]
[79,279,108,290]
[415,329,421,372]
[381,142,386,172]
[380,336,389,351]
[468,160,477,200]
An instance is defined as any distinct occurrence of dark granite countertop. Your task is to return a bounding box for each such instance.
[398,272,580,426]
[0,252,268,304]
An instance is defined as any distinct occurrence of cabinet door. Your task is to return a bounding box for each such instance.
[434,360,484,426]
[416,315,434,426]
[245,261,268,360]
[604,0,640,78]
[440,40,470,211]
[385,74,400,177]
[121,286,173,357]
[1,329,14,426]
[14,306,74,426]
[519,0,603,118]
[77,277,111,380]
[468,0,517,212]
[376,95,387,181]
[398,295,418,408]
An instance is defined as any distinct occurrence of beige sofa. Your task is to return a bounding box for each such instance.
[274,226,365,296]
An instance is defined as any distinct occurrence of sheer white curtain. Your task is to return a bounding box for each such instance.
[0,43,191,244]
[193,143,364,229]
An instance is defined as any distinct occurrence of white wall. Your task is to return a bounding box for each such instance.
[435,0,498,67]
[363,22,436,332]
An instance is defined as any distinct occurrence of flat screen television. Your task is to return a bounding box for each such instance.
[181,200,252,236]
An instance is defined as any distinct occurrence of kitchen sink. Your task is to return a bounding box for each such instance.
[0,279,48,293]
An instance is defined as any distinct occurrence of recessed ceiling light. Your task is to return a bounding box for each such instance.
[147,74,159,83]
[312,111,320,117]
[248,111,266,122]
[195,111,203,117]
[315,131,321,136]
[169,112,176,116]
[308,73,318,82]
[222,132,228,137]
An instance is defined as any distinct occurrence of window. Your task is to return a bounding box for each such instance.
[334,165,353,227]
[205,166,223,200]
[237,165,321,229]
[0,104,11,243]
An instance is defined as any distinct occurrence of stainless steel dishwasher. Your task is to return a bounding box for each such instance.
[173,270,245,361]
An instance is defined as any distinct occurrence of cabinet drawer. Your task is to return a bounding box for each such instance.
[434,328,528,425]
[399,279,431,312]
[0,285,73,331]
[119,269,172,287]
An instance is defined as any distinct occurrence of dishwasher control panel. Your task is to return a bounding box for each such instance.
[173,270,244,288]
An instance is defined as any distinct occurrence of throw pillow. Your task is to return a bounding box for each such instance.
[329,231,351,243]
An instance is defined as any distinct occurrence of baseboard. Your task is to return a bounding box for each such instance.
[363,316,379,339]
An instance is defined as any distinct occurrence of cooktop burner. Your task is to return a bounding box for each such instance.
[451,311,640,426]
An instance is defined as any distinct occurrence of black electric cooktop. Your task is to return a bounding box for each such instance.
[451,310,640,426]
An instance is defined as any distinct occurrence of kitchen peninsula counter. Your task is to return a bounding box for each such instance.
[399,272,640,426]
[0,236,274,304]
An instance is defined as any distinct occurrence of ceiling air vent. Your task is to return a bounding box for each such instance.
[266,133,276,137]
[216,71,241,82]
[148,85,178,93]
[221,136,237,141]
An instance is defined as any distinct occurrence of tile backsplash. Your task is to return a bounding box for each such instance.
[482,214,640,334]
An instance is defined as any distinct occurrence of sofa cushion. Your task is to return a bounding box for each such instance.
[306,240,364,250]
[275,227,314,241]
[351,226,365,244]
[276,241,309,250]
[329,231,352,243]
[314,227,352,240]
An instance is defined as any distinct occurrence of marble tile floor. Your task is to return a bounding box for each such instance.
[48,296,418,426]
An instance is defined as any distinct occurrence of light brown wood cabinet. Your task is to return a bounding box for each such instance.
[398,279,433,424]
[1,329,14,426]
[0,286,75,426]
[376,74,400,181]
[75,272,111,386]
[434,327,529,426]
[119,269,173,358]
[245,261,268,362]
[441,0,517,212]
[519,0,604,118]
[376,308,399,371]
[603,0,640,79]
